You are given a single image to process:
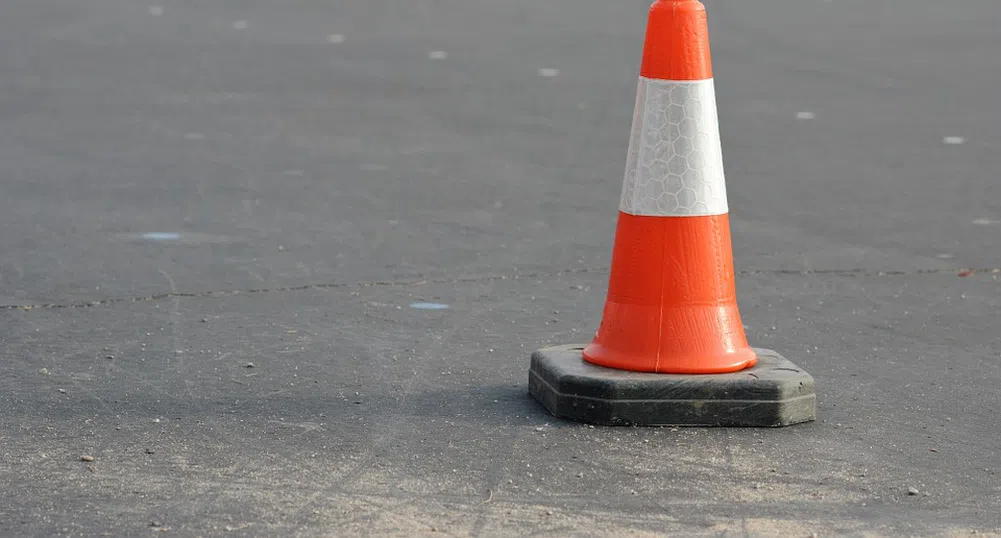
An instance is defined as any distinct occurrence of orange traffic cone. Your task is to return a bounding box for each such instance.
[528,0,815,427]
[583,0,756,375]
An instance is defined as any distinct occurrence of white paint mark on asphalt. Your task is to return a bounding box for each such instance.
[142,232,181,241]
[935,253,955,259]
[538,68,560,77]
[184,132,205,140]
[428,51,447,60]
[149,6,164,16]
[796,111,815,120]
[327,34,345,44]
[973,218,1000,226]
[233,20,248,30]
[410,302,450,310]
[283,169,305,176]
[943,136,965,145]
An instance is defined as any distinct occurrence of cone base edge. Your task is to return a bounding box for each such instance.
[528,344,816,428]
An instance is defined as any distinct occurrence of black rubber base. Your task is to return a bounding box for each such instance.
[528,344,816,427]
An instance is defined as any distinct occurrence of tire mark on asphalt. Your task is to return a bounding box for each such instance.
[288,279,493,519]
[467,67,616,537]
[158,268,195,401]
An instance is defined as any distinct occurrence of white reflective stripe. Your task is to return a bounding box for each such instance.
[619,77,729,217]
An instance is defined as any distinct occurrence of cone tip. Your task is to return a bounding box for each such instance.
[640,0,713,80]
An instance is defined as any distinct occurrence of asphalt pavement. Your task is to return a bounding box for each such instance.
[2,0,1000,536]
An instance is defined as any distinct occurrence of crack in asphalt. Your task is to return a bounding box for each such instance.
[1,266,996,311]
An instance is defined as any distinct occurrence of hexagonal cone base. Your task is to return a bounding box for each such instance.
[528,344,816,427]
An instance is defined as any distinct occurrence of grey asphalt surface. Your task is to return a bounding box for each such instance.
[2,0,1000,536]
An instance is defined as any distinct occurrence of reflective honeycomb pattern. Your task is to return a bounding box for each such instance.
[619,77,729,217]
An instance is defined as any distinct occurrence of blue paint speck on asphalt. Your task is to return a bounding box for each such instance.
[410,302,450,310]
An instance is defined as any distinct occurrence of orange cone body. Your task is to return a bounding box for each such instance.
[583,0,757,374]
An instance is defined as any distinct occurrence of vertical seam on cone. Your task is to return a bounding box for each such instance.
[655,231,665,373]
[653,0,679,373]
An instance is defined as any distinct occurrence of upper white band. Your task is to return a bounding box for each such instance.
[619,77,729,217]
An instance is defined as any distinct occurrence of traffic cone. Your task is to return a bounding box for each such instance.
[581,0,756,374]
[528,0,816,427]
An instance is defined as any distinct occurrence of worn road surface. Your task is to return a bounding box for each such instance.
[2,0,1000,536]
